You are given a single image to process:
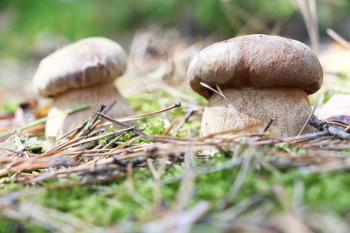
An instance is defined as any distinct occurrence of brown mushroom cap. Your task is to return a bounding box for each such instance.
[33,37,127,97]
[188,34,323,99]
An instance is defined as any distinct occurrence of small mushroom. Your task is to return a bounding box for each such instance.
[32,37,134,138]
[188,34,323,137]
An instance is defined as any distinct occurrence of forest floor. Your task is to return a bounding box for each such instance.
[0,78,349,233]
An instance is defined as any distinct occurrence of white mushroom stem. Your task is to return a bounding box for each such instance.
[45,81,134,138]
[201,87,316,137]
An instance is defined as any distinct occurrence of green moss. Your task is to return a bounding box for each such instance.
[0,219,48,233]
[0,183,23,195]
[0,102,19,115]
[283,172,350,214]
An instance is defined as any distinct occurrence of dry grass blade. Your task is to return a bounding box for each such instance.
[273,185,313,233]
[199,82,244,128]
[0,193,100,233]
[219,0,270,34]
[326,28,350,49]
[67,127,134,148]
[261,118,275,133]
[294,0,320,53]
[96,112,149,139]
[147,157,165,206]
[300,157,350,174]
[143,201,210,233]
[0,103,91,141]
[174,139,196,213]
[221,149,255,208]
[297,101,319,137]
[113,102,181,123]
[162,157,244,186]
[164,108,196,136]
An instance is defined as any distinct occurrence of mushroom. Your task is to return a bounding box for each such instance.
[32,37,134,138]
[188,34,323,137]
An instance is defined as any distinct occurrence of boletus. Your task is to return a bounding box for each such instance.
[188,34,323,137]
[32,37,134,138]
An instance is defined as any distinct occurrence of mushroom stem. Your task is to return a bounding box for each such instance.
[45,81,134,138]
[201,87,316,137]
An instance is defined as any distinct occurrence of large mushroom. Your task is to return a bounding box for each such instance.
[32,37,134,138]
[188,34,323,137]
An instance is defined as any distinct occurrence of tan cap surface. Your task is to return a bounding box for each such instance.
[188,34,323,98]
[33,37,127,97]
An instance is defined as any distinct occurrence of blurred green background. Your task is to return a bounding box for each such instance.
[1,0,350,101]
[1,0,350,59]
